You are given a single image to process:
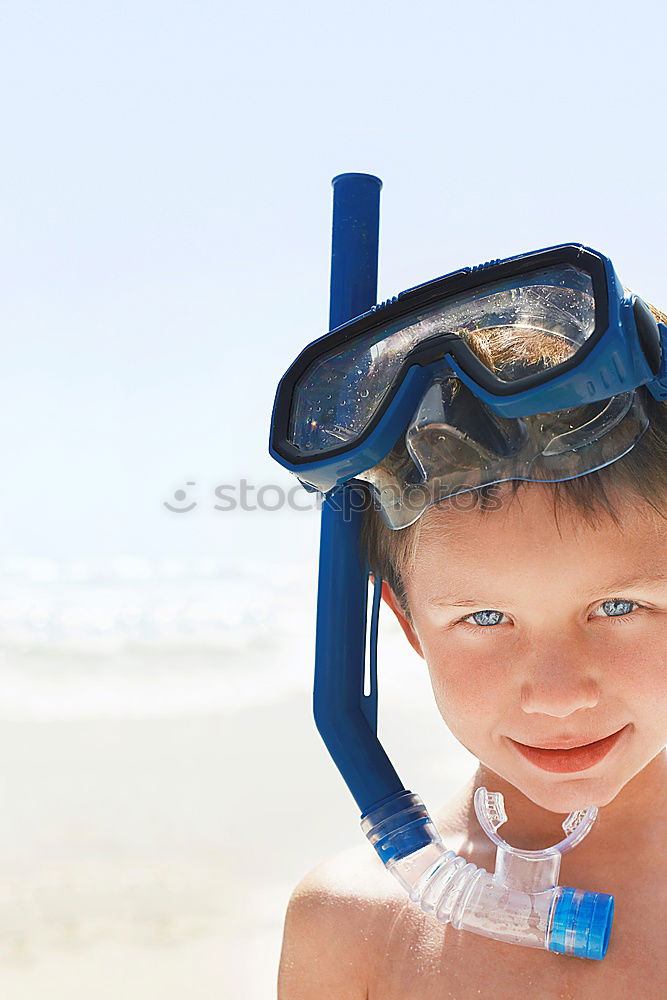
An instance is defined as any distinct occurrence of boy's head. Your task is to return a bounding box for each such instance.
[362,305,667,816]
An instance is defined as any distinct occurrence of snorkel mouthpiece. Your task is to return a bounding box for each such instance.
[361,789,614,960]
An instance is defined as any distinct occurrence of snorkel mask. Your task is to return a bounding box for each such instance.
[269,174,667,962]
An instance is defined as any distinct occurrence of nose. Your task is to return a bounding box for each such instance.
[520,641,601,717]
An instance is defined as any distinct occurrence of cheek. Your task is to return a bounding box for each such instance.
[609,638,667,729]
[424,637,506,733]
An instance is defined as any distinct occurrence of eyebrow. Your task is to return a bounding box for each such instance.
[427,572,667,608]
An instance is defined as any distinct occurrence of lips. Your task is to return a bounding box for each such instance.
[507,725,629,773]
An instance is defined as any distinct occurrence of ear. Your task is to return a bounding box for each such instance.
[380,580,424,659]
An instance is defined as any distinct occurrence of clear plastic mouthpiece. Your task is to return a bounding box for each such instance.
[361,788,614,961]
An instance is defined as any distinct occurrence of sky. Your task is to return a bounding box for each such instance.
[0,0,665,567]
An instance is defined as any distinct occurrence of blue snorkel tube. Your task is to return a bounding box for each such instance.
[312,173,614,961]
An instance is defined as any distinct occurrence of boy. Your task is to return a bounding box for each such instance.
[271,243,667,997]
[280,476,667,998]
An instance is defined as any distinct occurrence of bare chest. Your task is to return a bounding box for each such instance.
[367,898,667,1000]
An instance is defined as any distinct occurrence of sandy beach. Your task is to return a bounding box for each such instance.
[0,641,477,999]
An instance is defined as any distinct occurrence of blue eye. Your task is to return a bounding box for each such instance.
[592,599,639,620]
[463,610,507,628]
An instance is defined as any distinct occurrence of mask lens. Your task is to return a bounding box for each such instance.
[287,264,595,456]
[449,272,595,382]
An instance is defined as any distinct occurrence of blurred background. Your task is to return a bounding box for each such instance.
[0,0,665,996]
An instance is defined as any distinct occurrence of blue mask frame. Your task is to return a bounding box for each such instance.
[270,243,667,496]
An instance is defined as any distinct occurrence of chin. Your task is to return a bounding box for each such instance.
[516,771,625,813]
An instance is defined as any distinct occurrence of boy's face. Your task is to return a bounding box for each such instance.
[384,486,667,813]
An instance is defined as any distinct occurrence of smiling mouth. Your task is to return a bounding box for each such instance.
[507,725,630,773]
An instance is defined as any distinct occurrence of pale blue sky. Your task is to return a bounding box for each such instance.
[0,0,665,565]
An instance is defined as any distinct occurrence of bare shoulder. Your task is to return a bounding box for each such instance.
[277,842,404,1000]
